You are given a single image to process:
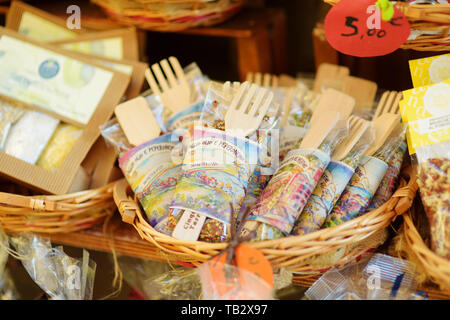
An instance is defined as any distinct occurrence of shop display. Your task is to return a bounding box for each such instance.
[1,0,448,301]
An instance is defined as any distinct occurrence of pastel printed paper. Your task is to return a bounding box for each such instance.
[291,160,355,236]
[249,148,330,235]
[324,155,388,227]
[367,140,407,211]
[119,132,183,227]
[170,127,259,225]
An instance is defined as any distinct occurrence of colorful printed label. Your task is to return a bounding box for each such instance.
[249,148,330,235]
[165,102,203,131]
[292,160,355,236]
[367,140,407,211]
[409,53,450,88]
[170,127,259,225]
[119,133,182,226]
[279,125,307,161]
[324,155,388,227]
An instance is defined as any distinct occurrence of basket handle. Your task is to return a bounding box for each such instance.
[0,192,57,211]
[113,179,140,224]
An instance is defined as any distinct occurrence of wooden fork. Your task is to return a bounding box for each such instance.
[225,81,274,138]
[332,115,371,161]
[246,72,279,90]
[144,56,191,114]
[373,91,403,119]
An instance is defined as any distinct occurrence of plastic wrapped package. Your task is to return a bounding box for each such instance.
[305,254,424,300]
[36,123,83,171]
[0,229,19,300]
[3,110,59,164]
[162,82,279,242]
[0,99,24,150]
[100,117,134,155]
[416,141,450,259]
[291,127,375,236]
[9,234,96,300]
[324,128,407,228]
[243,120,349,241]
[118,131,185,230]
[143,62,210,132]
[166,126,261,242]
[367,130,407,211]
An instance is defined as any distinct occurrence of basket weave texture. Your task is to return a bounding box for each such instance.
[113,165,418,273]
[400,209,450,290]
[324,0,450,51]
[0,181,117,234]
[91,0,245,31]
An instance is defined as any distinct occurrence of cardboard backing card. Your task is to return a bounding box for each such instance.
[6,1,87,40]
[51,28,140,61]
[0,27,130,194]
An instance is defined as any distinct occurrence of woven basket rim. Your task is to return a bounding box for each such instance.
[0,180,119,234]
[113,164,418,270]
[402,209,450,289]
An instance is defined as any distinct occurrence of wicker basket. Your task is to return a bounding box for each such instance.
[113,165,418,274]
[324,0,450,52]
[0,181,117,234]
[91,0,245,32]
[399,209,450,290]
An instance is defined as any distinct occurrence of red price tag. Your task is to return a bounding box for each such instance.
[324,0,410,57]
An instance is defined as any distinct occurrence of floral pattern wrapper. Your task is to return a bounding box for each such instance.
[168,127,259,241]
[118,132,183,227]
[291,160,355,236]
[247,148,330,237]
[324,155,388,228]
[367,140,407,211]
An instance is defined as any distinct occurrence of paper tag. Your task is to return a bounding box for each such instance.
[172,210,206,241]
[324,0,410,57]
[208,244,274,296]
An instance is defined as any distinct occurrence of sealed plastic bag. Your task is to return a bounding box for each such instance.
[324,126,406,228]
[416,141,450,259]
[118,131,185,229]
[9,234,96,300]
[197,244,274,300]
[243,118,349,240]
[0,99,24,150]
[292,125,375,236]
[164,82,279,242]
[305,254,424,300]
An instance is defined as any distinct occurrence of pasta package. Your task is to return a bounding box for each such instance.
[244,118,349,240]
[324,127,406,228]
[399,76,450,259]
[292,126,375,236]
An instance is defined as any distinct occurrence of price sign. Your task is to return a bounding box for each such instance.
[324,0,410,57]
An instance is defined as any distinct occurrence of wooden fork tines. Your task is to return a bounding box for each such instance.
[225,81,274,138]
[246,72,279,89]
[144,56,191,114]
[373,91,403,119]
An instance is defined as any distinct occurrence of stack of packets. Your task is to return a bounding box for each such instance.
[400,53,450,260]
[106,56,408,246]
[305,254,427,300]
[0,1,148,194]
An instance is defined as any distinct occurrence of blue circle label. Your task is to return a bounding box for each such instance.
[39,59,60,79]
